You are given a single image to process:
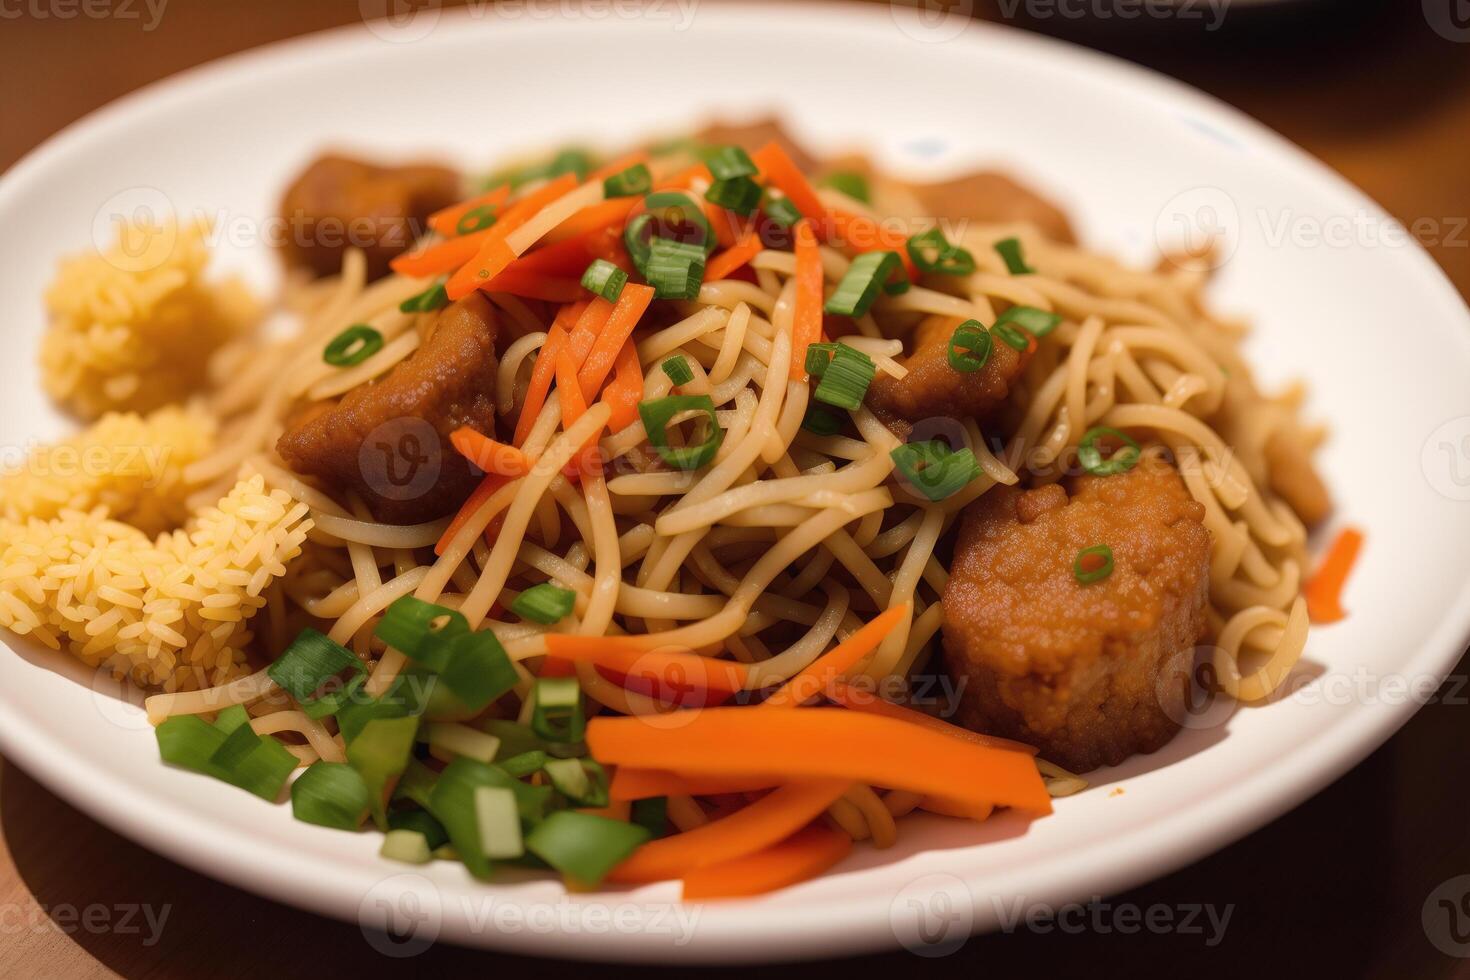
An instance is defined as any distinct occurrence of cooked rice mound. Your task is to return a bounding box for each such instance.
[41,221,257,419]
[0,474,312,691]
[0,404,216,535]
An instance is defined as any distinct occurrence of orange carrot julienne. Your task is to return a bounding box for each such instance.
[446,173,578,300]
[791,219,824,380]
[920,795,995,823]
[513,325,569,446]
[609,768,783,802]
[586,708,1052,814]
[435,472,514,556]
[705,227,765,282]
[546,197,640,244]
[578,283,655,403]
[1304,526,1364,624]
[541,634,750,695]
[567,297,616,365]
[606,780,850,884]
[428,183,510,238]
[823,680,1037,755]
[601,339,644,433]
[555,347,588,427]
[482,272,583,303]
[390,228,496,278]
[761,603,910,708]
[702,201,743,249]
[447,427,532,478]
[752,142,824,229]
[680,824,853,900]
[589,149,651,182]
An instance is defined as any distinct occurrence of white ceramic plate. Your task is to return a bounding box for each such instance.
[2,3,1468,963]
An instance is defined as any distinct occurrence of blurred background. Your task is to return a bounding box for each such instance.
[2,1,1468,977]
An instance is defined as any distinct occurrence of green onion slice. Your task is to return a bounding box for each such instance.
[1074,544,1115,584]
[640,190,716,254]
[524,810,651,886]
[380,829,433,865]
[813,344,876,412]
[1078,426,1141,476]
[498,749,550,778]
[820,172,870,204]
[603,162,652,199]
[388,809,450,850]
[804,341,838,377]
[484,720,548,761]
[994,305,1061,338]
[763,193,802,229]
[889,440,983,502]
[323,324,383,367]
[291,762,371,830]
[511,583,577,625]
[475,786,525,860]
[994,236,1034,275]
[801,405,842,436]
[637,394,724,470]
[156,712,296,801]
[267,628,364,701]
[429,758,549,878]
[705,176,762,217]
[456,204,498,236]
[399,281,449,314]
[661,355,694,386]
[704,146,758,181]
[644,236,707,300]
[347,715,420,829]
[994,322,1030,351]
[530,676,586,744]
[824,251,901,319]
[906,229,975,276]
[947,320,994,374]
[580,258,628,302]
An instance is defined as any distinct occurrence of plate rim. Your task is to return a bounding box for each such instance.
[2,2,1469,962]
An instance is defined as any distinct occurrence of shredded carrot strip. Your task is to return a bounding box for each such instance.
[445,174,579,299]
[601,339,644,433]
[703,201,743,249]
[447,427,532,478]
[823,680,1037,755]
[588,149,651,182]
[390,228,496,279]
[761,604,910,708]
[428,184,510,238]
[482,273,583,303]
[824,208,919,279]
[586,708,1052,814]
[752,142,824,228]
[577,283,655,403]
[610,768,781,802]
[653,162,713,191]
[541,634,749,695]
[567,297,616,365]
[434,472,514,556]
[705,227,764,282]
[791,219,824,380]
[680,824,853,900]
[1304,526,1364,624]
[606,780,850,884]
[919,796,995,823]
[554,348,588,428]
[546,197,640,244]
[513,324,569,446]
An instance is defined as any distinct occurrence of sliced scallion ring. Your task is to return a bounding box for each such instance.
[580,258,628,302]
[323,324,383,367]
[947,320,993,373]
[1078,426,1141,476]
[889,440,983,502]
[637,394,724,470]
[602,162,652,199]
[1074,544,1115,584]
[511,583,577,625]
[398,281,449,314]
[905,228,975,276]
[661,356,694,386]
[824,251,901,319]
[994,305,1061,338]
[812,344,876,411]
[994,236,1034,275]
[455,204,498,235]
[704,145,758,181]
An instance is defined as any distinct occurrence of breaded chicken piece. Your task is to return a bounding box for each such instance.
[277,295,499,524]
[942,459,1211,771]
[867,315,1030,426]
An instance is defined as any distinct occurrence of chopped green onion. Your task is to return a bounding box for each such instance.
[704,146,758,181]
[763,193,802,229]
[429,758,549,878]
[323,324,383,367]
[543,757,609,808]
[393,757,439,810]
[580,258,628,302]
[637,394,724,470]
[485,148,594,191]
[1078,426,1141,476]
[994,305,1061,338]
[335,672,429,745]
[156,715,227,772]
[906,229,975,276]
[455,204,498,235]
[623,213,655,274]
[804,341,838,377]
[300,674,362,720]
[889,440,983,502]
[813,344,876,412]
[347,715,420,829]
[373,597,516,713]
[437,631,518,713]
[530,677,585,743]
[156,712,296,801]
[631,796,669,839]
[399,281,449,314]
[267,628,364,702]
[994,236,1034,275]
[640,190,716,254]
[947,320,993,373]
[484,720,547,761]
[475,786,525,859]
[375,595,469,664]
[883,264,912,295]
[388,808,450,850]
[498,749,550,778]
[380,828,433,865]
[290,762,370,830]
[644,236,707,300]
[705,176,762,216]
[425,722,502,764]
[801,405,842,436]
[820,172,870,203]
[994,322,1029,351]
[602,162,652,199]
[824,251,901,319]
[525,811,651,886]
[208,719,265,773]
[661,356,694,386]
[213,703,253,735]
[1074,544,1115,584]
[511,583,577,625]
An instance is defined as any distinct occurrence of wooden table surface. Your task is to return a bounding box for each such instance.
[3,1,1469,976]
